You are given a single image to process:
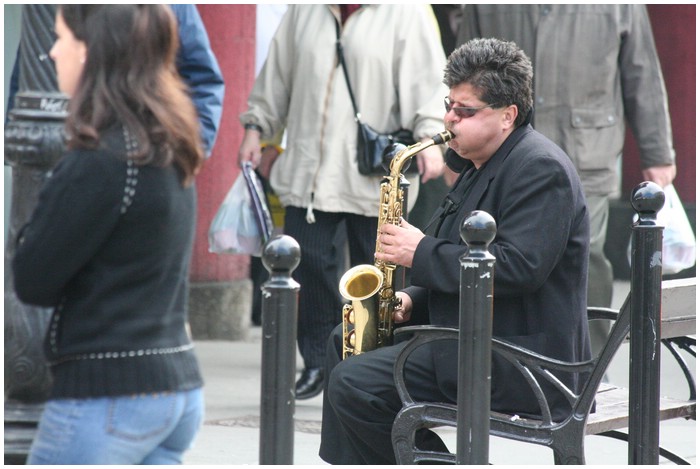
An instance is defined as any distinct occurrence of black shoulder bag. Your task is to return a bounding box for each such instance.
[335,22,415,175]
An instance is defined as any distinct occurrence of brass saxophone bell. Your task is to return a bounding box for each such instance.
[339,265,383,358]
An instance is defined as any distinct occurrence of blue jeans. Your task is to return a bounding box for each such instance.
[27,388,204,465]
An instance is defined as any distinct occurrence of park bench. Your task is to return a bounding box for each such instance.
[391,182,696,466]
[391,277,696,464]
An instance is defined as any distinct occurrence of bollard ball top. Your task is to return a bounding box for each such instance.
[630,181,665,223]
[460,210,497,247]
[262,235,301,273]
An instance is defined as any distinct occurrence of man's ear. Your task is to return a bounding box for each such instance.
[503,104,518,128]
[502,104,519,129]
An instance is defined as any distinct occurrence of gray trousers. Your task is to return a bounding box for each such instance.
[586,195,614,355]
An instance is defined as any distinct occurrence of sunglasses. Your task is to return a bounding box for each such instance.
[444,97,493,119]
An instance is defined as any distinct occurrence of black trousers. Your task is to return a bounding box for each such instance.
[319,325,451,464]
[284,207,377,369]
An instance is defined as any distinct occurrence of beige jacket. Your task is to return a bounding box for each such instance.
[240,5,448,217]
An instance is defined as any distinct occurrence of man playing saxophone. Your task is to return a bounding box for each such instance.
[319,38,592,464]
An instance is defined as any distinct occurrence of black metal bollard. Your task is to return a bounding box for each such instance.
[4,5,68,464]
[456,210,497,465]
[259,235,301,465]
[627,182,665,465]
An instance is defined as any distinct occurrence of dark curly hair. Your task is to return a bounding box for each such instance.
[444,38,533,127]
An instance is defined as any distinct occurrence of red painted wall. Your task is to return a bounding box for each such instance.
[622,5,696,204]
[190,5,256,282]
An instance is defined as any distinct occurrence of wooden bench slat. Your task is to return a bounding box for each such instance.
[586,385,696,435]
[661,317,696,339]
[661,278,697,337]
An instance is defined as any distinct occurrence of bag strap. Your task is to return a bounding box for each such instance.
[335,20,361,123]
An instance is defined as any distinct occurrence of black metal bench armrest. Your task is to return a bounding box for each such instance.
[490,338,595,425]
[392,301,636,423]
[393,325,458,405]
[586,306,621,321]
[393,325,597,427]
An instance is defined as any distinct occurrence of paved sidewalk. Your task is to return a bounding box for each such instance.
[183,281,696,465]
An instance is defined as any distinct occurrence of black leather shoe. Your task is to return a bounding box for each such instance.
[295,367,324,400]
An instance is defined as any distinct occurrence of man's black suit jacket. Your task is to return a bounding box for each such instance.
[404,123,591,421]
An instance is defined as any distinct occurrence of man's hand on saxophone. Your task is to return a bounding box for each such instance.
[375,218,424,268]
[392,292,413,324]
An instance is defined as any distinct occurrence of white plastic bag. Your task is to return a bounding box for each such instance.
[208,165,270,256]
[658,184,696,274]
[627,184,696,275]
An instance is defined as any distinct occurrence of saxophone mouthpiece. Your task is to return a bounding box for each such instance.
[432,130,455,145]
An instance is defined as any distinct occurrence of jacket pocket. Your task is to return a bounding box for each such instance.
[570,107,621,171]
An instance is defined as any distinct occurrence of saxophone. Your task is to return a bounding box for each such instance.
[339,130,454,359]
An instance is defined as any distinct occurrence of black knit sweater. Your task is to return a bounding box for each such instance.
[12,127,203,398]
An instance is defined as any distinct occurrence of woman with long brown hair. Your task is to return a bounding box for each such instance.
[13,5,206,464]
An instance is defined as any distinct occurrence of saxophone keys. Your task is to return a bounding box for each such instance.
[344,308,355,325]
[346,330,356,349]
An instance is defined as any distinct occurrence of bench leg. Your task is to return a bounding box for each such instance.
[552,447,584,465]
[392,403,457,464]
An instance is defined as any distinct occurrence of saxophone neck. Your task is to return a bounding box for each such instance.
[389,130,454,176]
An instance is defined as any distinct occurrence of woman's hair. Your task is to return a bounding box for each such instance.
[444,38,533,128]
[59,5,203,186]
